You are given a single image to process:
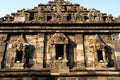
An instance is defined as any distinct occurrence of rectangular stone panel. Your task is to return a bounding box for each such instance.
[14,16,25,22]
[35,33,45,68]
[114,40,120,52]
[75,34,85,68]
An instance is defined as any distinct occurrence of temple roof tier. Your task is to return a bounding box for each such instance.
[0,0,119,23]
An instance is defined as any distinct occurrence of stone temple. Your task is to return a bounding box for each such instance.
[0,0,120,80]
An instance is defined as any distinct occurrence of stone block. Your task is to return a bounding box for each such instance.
[12,63,24,69]
[33,63,43,69]
[76,61,85,68]
[51,60,69,73]
[36,57,43,63]
[77,44,83,50]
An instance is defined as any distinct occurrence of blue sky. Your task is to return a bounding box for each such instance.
[0,0,120,17]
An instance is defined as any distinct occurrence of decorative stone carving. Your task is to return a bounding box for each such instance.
[0,34,7,42]
[12,35,25,51]
[5,35,26,68]
[0,0,115,23]
[50,33,68,44]
[115,16,120,23]
[89,35,104,50]
[87,9,95,22]
[105,14,113,23]
[37,7,44,22]
[74,11,84,23]
[87,34,115,68]
[95,13,104,22]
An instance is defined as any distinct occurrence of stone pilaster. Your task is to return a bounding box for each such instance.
[113,39,120,68]
[35,33,45,69]
[0,34,7,69]
[64,44,67,62]
[52,44,56,60]
[75,34,85,68]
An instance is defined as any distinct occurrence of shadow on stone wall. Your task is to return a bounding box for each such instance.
[98,35,114,67]
[104,45,114,67]
[1,34,10,68]
[23,34,35,68]
[66,38,76,69]
[24,44,35,68]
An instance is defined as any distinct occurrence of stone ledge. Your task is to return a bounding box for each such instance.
[0,69,120,77]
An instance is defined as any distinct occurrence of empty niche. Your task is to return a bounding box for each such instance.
[97,50,104,62]
[47,15,52,21]
[55,44,64,60]
[15,50,23,63]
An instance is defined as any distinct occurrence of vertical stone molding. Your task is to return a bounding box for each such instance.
[75,34,85,69]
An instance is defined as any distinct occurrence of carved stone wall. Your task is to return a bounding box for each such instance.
[84,35,96,67]
[0,34,7,69]
[34,34,45,69]
[0,33,117,70]
[0,0,120,79]
[67,34,76,68]
[3,33,45,69]
[0,0,117,23]
[25,34,45,69]
[75,34,85,69]
[46,33,68,61]
[84,34,115,68]
[113,34,120,68]
[6,35,25,69]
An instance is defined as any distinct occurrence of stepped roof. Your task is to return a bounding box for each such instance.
[0,0,120,23]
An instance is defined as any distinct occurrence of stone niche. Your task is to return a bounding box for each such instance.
[46,33,68,63]
[4,33,45,69]
[5,35,25,69]
[84,34,115,68]
[46,33,69,73]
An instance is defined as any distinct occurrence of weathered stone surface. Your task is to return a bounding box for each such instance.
[75,34,85,68]
[0,0,119,80]
[51,60,69,73]
[0,0,117,24]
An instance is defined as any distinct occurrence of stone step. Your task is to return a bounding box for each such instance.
[96,62,107,68]
[13,63,24,67]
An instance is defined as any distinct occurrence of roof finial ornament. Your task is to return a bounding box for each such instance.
[55,0,64,2]
[55,0,64,22]
[56,0,62,14]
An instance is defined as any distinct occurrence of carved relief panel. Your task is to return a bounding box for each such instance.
[46,33,68,67]
[6,35,25,68]
[46,33,70,73]
[84,34,114,68]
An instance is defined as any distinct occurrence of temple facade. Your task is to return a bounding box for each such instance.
[0,0,120,80]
